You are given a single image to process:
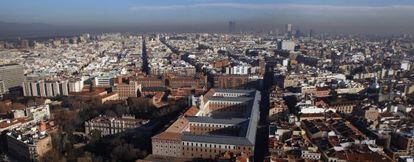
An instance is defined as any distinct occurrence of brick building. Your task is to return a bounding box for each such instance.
[212,75,252,89]
[166,75,206,89]
[136,76,164,88]
[114,77,139,99]
[151,89,260,160]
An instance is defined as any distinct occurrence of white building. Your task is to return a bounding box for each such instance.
[225,65,250,75]
[23,78,84,97]
[13,104,50,123]
[401,60,411,71]
[301,150,321,160]
[94,75,113,87]
[278,40,295,51]
[0,64,25,91]
[282,59,289,67]
[0,80,5,97]
[68,78,84,92]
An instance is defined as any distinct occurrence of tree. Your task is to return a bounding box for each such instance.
[110,143,140,162]
[104,109,117,117]
[90,129,102,142]
[40,149,65,162]
[114,104,128,116]
[53,109,77,132]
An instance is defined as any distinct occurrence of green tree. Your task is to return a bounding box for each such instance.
[90,129,102,142]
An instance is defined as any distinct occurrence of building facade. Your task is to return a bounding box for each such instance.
[212,75,251,89]
[85,115,148,136]
[115,80,139,99]
[151,89,260,160]
[0,64,24,92]
[6,128,52,161]
[0,80,5,97]
[23,79,84,97]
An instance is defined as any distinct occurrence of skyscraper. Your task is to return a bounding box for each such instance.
[0,64,24,92]
[20,39,29,49]
[228,21,236,34]
[285,24,292,34]
[310,29,315,39]
[295,29,302,38]
[0,41,5,49]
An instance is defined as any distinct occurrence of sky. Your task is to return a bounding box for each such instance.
[1,0,414,35]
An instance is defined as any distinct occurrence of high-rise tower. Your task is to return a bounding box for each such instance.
[229,21,236,34]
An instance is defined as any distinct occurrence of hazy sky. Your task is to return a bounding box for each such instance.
[1,0,414,34]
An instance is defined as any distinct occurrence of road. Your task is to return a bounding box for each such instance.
[254,62,274,162]
[141,37,149,75]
